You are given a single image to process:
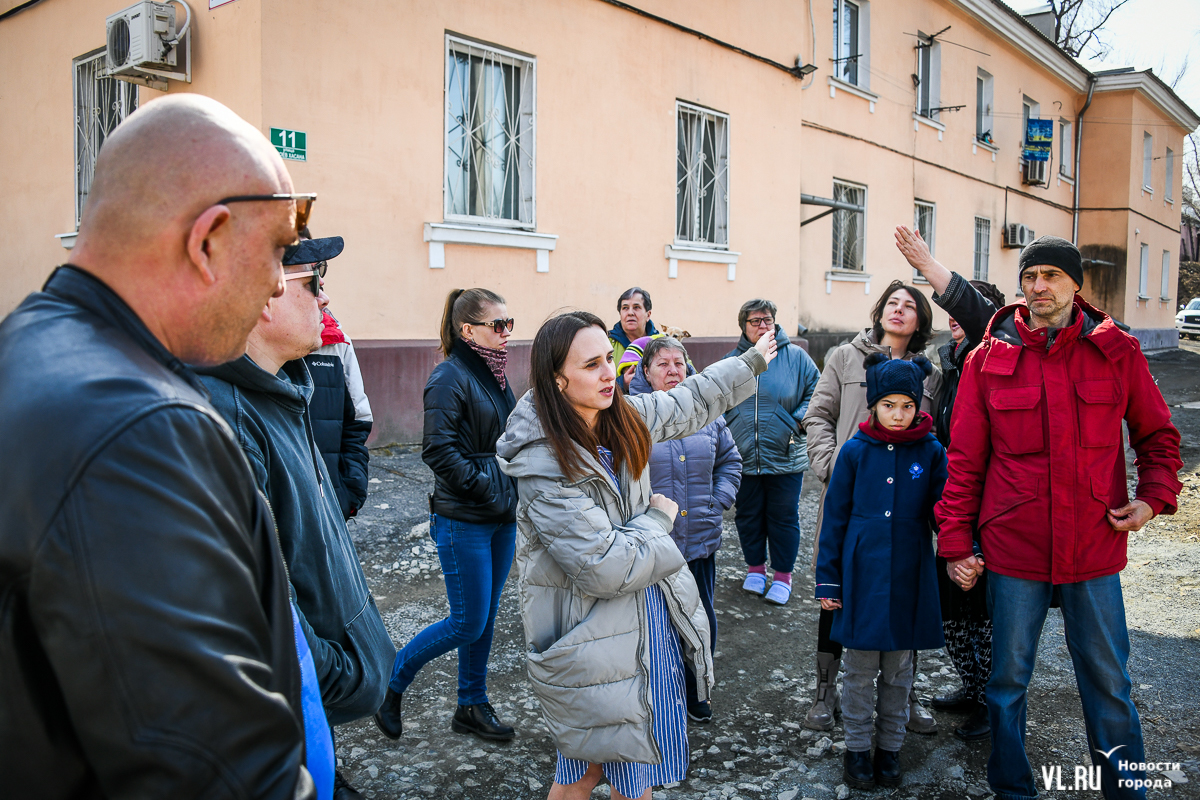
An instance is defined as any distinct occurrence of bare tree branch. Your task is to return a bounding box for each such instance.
[1046,0,1132,59]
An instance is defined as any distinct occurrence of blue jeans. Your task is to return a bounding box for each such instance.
[987,572,1146,800]
[389,514,516,705]
[734,472,804,573]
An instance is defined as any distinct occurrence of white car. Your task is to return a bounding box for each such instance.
[1178,297,1200,339]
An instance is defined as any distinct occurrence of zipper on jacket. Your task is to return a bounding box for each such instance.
[753,376,760,473]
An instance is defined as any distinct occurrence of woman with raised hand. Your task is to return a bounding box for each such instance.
[496,311,775,800]
[375,288,519,743]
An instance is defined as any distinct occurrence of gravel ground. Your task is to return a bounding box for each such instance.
[334,348,1200,799]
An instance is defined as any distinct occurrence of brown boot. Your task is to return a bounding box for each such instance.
[802,652,841,731]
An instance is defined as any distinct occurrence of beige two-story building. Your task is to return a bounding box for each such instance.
[1,0,1194,442]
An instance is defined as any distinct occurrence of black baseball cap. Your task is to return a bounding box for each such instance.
[283,236,344,266]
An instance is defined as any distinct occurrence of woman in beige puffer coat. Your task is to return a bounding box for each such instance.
[496,311,775,800]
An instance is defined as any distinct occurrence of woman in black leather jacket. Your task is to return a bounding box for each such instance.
[375,288,519,742]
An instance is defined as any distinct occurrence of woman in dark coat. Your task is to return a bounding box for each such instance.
[628,336,742,723]
[375,288,519,742]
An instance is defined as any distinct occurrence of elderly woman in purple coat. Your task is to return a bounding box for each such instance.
[628,336,742,725]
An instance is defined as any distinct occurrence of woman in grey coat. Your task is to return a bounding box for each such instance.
[628,336,742,725]
[496,312,775,800]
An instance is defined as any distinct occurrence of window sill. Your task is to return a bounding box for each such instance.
[825,269,873,295]
[913,112,945,141]
[665,244,740,281]
[1141,186,1154,199]
[1165,197,1174,206]
[912,275,930,285]
[1057,172,1075,187]
[423,222,558,272]
[972,138,998,162]
[828,76,878,113]
[1137,295,1150,302]
[55,232,77,250]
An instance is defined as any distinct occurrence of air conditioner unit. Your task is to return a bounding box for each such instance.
[1004,223,1036,248]
[105,1,191,90]
[1022,159,1048,186]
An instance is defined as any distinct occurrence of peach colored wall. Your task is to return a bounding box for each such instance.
[797,0,1080,332]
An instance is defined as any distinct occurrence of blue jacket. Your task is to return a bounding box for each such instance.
[723,327,820,475]
[815,416,947,652]
[629,362,742,561]
[198,356,394,725]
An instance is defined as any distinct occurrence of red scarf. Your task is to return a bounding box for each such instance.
[858,411,934,443]
[465,339,508,390]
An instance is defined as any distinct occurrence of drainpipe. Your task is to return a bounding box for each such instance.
[1072,75,1096,245]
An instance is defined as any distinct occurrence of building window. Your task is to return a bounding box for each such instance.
[912,201,935,281]
[831,180,866,271]
[832,0,869,88]
[1021,97,1040,150]
[1161,250,1171,300]
[915,34,940,119]
[1166,148,1174,201]
[1142,132,1152,190]
[444,35,536,229]
[973,217,990,281]
[1059,119,1073,177]
[975,69,994,143]
[73,48,138,229]
[1138,243,1150,297]
[676,102,730,248]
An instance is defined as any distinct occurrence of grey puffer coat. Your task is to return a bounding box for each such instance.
[628,362,742,562]
[495,349,766,764]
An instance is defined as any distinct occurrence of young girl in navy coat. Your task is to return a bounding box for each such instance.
[815,353,947,791]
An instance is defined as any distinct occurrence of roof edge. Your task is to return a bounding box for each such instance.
[1094,69,1200,132]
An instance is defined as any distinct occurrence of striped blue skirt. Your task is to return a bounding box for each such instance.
[554,584,689,798]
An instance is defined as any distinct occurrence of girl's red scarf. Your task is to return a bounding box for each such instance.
[858,411,933,443]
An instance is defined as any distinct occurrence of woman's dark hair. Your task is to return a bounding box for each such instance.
[870,281,933,354]
[531,311,651,481]
[641,336,689,373]
[616,287,652,312]
[970,280,1008,312]
[737,298,777,331]
[439,288,505,357]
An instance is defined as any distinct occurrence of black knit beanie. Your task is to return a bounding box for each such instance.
[864,353,933,408]
[1018,235,1083,288]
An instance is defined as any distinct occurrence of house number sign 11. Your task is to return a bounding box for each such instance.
[271,128,307,162]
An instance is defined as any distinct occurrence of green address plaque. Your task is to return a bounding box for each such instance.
[270,127,307,162]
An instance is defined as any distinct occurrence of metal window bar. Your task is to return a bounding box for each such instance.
[831,182,866,271]
[676,103,729,247]
[444,37,535,228]
[973,217,990,281]
[74,50,138,228]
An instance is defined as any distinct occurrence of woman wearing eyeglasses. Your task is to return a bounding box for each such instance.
[374,288,519,742]
[723,299,821,608]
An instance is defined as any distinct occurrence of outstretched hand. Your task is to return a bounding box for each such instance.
[894,225,952,294]
[754,329,778,366]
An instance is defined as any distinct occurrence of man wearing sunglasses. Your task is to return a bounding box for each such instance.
[199,236,393,800]
[0,94,319,798]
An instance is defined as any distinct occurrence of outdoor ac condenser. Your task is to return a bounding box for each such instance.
[1004,223,1036,249]
[1022,159,1048,186]
[106,1,178,74]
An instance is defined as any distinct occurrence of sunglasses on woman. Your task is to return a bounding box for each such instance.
[468,318,515,334]
[283,261,327,297]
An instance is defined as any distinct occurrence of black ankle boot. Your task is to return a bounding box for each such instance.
[333,770,365,799]
[843,750,874,789]
[931,687,975,712]
[874,748,902,787]
[373,688,403,739]
[954,703,991,742]
[452,702,515,741]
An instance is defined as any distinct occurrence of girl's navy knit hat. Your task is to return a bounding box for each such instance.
[864,352,932,407]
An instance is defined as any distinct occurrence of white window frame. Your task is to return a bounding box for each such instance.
[1142,132,1153,191]
[1138,242,1150,298]
[443,34,537,230]
[831,179,867,273]
[73,47,138,229]
[915,33,941,120]
[832,0,870,90]
[1165,148,1174,202]
[976,69,994,143]
[973,217,991,282]
[675,101,730,250]
[1059,119,1073,178]
[912,200,935,282]
[1161,250,1171,300]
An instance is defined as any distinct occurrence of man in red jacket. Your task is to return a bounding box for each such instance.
[935,236,1182,800]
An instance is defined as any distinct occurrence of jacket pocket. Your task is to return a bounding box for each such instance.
[989,386,1044,454]
[334,594,394,721]
[1074,379,1122,448]
[978,480,1039,530]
